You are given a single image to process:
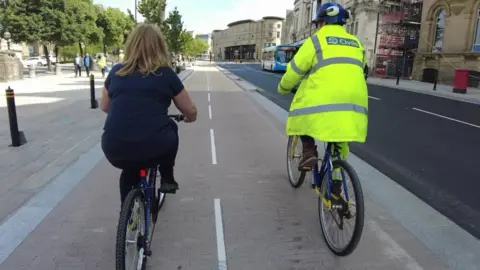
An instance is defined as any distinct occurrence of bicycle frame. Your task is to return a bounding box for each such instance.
[312,142,350,205]
[139,169,154,246]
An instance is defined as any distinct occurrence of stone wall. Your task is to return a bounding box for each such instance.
[0,52,24,82]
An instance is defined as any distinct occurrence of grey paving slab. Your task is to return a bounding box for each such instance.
[0,66,454,270]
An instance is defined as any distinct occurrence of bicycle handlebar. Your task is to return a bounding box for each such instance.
[168,114,185,122]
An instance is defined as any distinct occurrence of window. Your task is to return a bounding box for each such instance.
[269,32,273,37]
[473,9,480,52]
[277,23,281,28]
[268,23,273,29]
[277,31,280,38]
[354,21,359,35]
[432,9,446,52]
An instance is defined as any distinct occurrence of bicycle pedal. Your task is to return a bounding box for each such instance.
[144,249,152,256]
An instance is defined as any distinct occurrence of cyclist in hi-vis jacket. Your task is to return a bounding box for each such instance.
[278,2,368,194]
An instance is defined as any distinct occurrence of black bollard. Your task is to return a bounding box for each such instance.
[433,72,438,91]
[5,87,27,147]
[396,72,400,85]
[90,74,98,109]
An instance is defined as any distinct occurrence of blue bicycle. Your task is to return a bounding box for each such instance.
[286,137,364,256]
[115,114,184,270]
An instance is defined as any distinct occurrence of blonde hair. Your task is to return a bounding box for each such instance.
[116,23,171,77]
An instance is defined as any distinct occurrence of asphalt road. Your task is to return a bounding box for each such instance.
[218,63,480,239]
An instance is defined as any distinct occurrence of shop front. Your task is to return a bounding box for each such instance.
[224,44,256,60]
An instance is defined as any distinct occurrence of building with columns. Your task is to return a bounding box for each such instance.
[211,16,285,60]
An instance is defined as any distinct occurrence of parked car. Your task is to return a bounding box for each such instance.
[22,56,47,67]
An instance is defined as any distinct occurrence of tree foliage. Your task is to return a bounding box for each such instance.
[162,7,185,53]
[96,6,135,49]
[1,0,135,58]
[182,33,209,57]
[138,0,166,25]
[2,0,207,61]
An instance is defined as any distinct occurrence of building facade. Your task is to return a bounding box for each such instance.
[211,16,284,60]
[281,9,295,44]
[412,0,480,85]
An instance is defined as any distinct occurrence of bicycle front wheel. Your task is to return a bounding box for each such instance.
[286,136,306,188]
[318,159,364,256]
[116,189,147,270]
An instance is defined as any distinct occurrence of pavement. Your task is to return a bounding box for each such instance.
[0,62,478,270]
[217,63,480,241]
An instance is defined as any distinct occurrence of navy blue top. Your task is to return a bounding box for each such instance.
[102,64,184,160]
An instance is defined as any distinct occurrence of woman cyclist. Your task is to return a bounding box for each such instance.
[100,24,198,205]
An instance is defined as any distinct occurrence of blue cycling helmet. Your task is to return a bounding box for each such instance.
[314,2,350,25]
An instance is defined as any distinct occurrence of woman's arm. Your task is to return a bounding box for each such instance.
[100,70,113,113]
[100,87,110,113]
[173,89,197,122]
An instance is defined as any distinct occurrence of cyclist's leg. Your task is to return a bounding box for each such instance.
[332,142,350,197]
[299,135,317,170]
[107,158,142,205]
[157,119,180,193]
[119,168,142,204]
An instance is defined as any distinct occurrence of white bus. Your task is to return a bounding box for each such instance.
[261,45,298,71]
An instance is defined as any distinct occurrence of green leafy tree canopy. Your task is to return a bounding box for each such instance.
[138,0,166,25]
[163,7,186,53]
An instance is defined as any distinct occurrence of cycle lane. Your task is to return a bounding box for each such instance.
[0,64,453,270]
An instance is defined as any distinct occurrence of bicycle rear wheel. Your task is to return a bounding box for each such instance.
[116,189,147,270]
[318,159,364,256]
[286,136,306,188]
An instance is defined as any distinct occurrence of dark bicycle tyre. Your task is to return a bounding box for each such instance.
[286,136,306,188]
[116,189,147,270]
[318,159,364,256]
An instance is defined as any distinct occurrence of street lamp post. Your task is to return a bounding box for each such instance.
[3,31,11,50]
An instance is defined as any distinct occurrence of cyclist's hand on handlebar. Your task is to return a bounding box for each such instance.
[184,116,195,123]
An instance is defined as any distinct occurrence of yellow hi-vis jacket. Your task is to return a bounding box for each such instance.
[278,25,368,143]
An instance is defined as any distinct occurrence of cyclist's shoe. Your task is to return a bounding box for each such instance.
[332,181,343,198]
[298,144,317,171]
[159,178,179,194]
[331,180,352,218]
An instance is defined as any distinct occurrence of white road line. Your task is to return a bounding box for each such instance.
[208,104,212,119]
[207,70,211,91]
[412,107,480,129]
[369,96,381,100]
[214,199,228,270]
[210,128,217,164]
[208,92,211,102]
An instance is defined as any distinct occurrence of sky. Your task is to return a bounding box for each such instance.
[94,0,293,34]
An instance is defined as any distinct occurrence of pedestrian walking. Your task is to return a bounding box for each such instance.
[97,55,107,78]
[74,53,82,77]
[83,53,93,77]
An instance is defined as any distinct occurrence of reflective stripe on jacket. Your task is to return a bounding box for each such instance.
[278,25,368,143]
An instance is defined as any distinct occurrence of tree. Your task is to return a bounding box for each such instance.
[61,0,104,56]
[163,7,185,53]
[183,34,209,57]
[96,6,134,53]
[2,0,68,69]
[138,0,166,25]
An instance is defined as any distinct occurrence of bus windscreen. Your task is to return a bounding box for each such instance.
[276,46,298,63]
